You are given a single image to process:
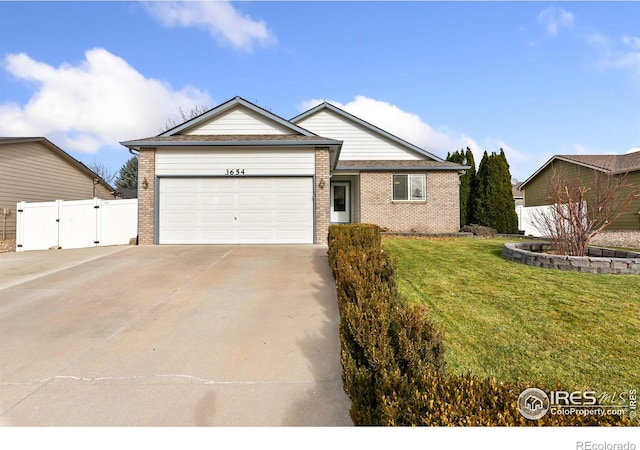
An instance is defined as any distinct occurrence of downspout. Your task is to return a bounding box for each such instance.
[128,147,141,245]
[458,170,465,231]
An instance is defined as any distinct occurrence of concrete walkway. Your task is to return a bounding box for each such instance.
[0,245,351,426]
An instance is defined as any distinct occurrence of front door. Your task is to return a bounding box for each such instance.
[330,181,350,223]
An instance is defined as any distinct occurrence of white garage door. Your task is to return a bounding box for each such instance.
[158,177,314,244]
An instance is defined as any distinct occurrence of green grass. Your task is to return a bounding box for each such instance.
[383,237,640,393]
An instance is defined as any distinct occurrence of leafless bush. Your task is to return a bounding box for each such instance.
[533,167,639,256]
[161,104,210,133]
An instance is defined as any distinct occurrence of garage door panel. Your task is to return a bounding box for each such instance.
[159,177,313,244]
[200,230,235,240]
[201,212,236,223]
[238,212,271,224]
[201,194,234,207]
[238,195,273,209]
[275,196,310,207]
[163,212,198,223]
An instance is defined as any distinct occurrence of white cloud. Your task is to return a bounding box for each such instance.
[622,36,640,49]
[538,6,574,36]
[0,48,212,152]
[299,95,479,156]
[144,1,276,52]
[587,33,640,81]
[298,95,533,179]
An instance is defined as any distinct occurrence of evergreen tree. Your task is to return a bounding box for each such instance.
[495,149,519,233]
[472,150,518,233]
[474,151,491,227]
[115,157,138,189]
[461,147,476,225]
[447,148,475,225]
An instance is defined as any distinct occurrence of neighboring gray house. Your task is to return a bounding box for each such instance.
[121,96,467,246]
[0,137,114,242]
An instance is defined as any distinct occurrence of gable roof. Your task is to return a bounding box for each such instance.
[121,134,342,148]
[291,101,445,162]
[159,96,317,137]
[520,152,640,189]
[0,137,114,192]
[557,153,640,173]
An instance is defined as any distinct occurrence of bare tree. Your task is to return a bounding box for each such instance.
[160,104,210,133]
[533,167,640,256]
[88,160,117,187]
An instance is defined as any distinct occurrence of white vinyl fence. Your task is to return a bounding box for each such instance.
[516,203,588,238]
[516,205,550,237]
[16,198,138,252]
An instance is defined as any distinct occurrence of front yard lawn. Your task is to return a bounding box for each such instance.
[383,237,640,392]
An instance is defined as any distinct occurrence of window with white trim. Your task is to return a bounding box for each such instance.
[393,174,426,201]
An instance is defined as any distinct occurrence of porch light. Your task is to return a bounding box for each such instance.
[142,178,149,190]
[318,178,325,189]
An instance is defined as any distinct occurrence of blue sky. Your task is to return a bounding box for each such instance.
[1,1,639,182]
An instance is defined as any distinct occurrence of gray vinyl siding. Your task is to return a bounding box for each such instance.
[0,141,112,240]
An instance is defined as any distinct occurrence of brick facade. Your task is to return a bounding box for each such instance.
[137,147,156,245]
[315,148,330,245]
[360,171,460,233]
[134,146,459,243]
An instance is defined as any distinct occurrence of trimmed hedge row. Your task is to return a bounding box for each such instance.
[328,224,630,426]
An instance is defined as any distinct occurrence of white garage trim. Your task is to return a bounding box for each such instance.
[157,177,314,244]
[156,148,315,176]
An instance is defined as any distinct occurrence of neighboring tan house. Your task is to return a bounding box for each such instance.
[121,96,467,245]
[512,182,524,207]
[0,137,115,241]
[520,153,640,231]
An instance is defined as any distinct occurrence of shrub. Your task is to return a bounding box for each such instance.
[329,224,631,426]
[330,224,445,424]
[327,224,381,276]
[379,372,629,426]
[461,224,497,237]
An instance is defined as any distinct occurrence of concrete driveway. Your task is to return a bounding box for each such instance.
[0,245,351,426]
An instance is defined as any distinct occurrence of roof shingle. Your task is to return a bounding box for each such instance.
[558,153,640,174]
[335,159,467,171]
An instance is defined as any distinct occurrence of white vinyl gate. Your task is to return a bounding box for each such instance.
[16,198,138,252]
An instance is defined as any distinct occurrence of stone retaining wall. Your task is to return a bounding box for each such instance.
[502,242,640,274]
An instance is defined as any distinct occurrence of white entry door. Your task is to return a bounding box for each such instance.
[330,182,350,223]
